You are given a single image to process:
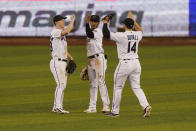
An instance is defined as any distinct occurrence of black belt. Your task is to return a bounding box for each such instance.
[58,58,67,62]
[88,54,108,59]
[123,58,138,61]
[88,54,99,59]
[123,59,131,61]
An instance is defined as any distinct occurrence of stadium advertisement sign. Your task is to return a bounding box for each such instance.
[0,0,191,37]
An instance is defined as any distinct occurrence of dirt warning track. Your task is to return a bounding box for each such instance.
[0,37,195,46]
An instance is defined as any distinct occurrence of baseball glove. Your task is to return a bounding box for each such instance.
[66,60,77,74]
[80,66,89,80]
[102,13,115,21]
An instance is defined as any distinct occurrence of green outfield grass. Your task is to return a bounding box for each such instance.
[0,45,196,131]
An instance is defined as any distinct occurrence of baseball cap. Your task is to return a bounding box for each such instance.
[121,18,134,29]
[90,15,100,22]
[53,15,67,24]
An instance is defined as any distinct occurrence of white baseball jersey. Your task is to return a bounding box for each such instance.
[86,27,110,109]
[50,28,68,110]
[50,28,67,59]
[86,28,104,57]
[110,31,142,60]
[110,30,150,115]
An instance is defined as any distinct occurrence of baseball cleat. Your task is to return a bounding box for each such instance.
[52,108,70,114]
[106,112,120,117]
[102,106,110,113]
[143,106,152,117]
[83,108,97,113]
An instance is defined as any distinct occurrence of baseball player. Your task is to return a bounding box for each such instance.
[50,14,75,114]
[83,13,110,113]
[102,12,152,117]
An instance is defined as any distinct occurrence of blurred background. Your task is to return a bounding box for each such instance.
[0,0,196,131]
[0,0,195,45]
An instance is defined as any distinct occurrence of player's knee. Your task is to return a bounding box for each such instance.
[132,87,141,92]
[90,79,97,87]
[98,73,102,79]
[98,79,105,87]
[97,74,104,82]
[115,84,123,89]
[91,83,98,88]
[59,82,66,89]
[90,86,98,89]
[131,83,140,89]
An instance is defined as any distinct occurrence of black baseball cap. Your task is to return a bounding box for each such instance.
[53,15,67,24]
[90,15,100,22]
[121,18,134,29]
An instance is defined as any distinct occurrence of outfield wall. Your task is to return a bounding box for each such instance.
[0,37,196,46]
[0,0,195,37]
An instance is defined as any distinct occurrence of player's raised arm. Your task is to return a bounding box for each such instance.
[61,14,75,36]
[102,16,110,39]
[128,12,143,32]
[85,13,94,38]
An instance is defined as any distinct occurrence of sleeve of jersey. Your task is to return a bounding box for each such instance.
[86,24,94,38]
[110,32,120,42]
[51,30,61,38]
[102,23,110,39]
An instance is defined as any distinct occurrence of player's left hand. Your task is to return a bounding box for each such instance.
[80,66,89,80]
[66,60,77,74]
[102,16,110,24]
[102,13,115,23]
[70,14,75,21]
[128,12,134,20]
[85,13,91,23]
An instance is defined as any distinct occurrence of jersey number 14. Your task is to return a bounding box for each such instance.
[127,41,136,53]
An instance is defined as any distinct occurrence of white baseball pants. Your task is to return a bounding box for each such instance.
[112,59,149,114]
[87,54,110,109]
[50,59,67,109]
